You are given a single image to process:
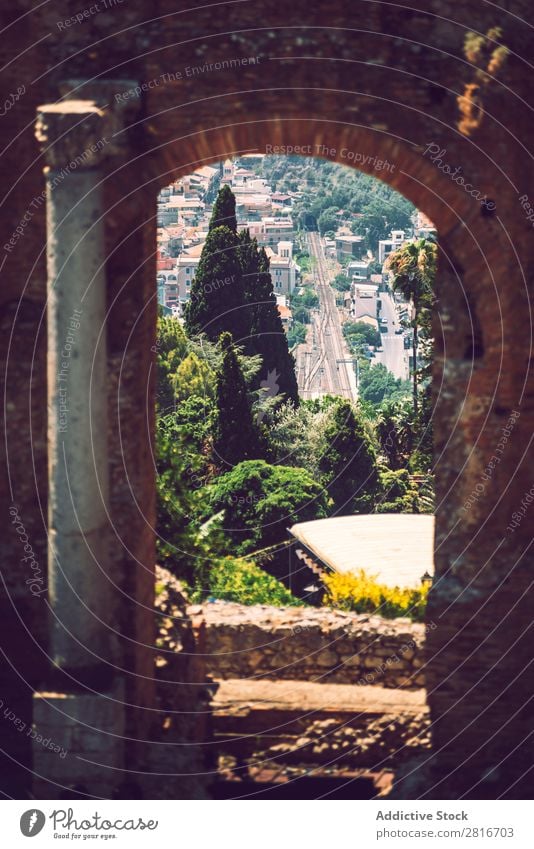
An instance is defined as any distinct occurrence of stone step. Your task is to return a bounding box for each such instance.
[211,679,429,768]
[212,677,426,718]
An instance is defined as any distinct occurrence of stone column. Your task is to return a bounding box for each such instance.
[36,101,114,675]
[32,96,136,798]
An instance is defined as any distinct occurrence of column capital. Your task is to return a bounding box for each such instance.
[35,79,140,171]
[35,101,110,170]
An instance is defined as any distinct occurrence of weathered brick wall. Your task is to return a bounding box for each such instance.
[193,602,427,689]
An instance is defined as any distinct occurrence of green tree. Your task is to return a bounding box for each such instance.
[213,332,262,469]
[376,469,419,513]
[268,396,342,478]
[343,320,381,349]
[358,362,411,407]
[318,400,379,514]
[209,183,237,232]
[333,272,351,292]
[172,351,216,403]
[207,459,330,555]
[156,316,190,412]
[184,225,246,342]
[352,197,388,249]
[386,238,436,412]
[239,230,299,404]
[318,206,339,235]
[156,413,216,587]
[375,399,415,470]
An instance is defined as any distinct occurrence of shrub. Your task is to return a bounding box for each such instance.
[318,399,379,514]
[193,556,302,606]
[376,468,419,513]
[207,459,330,555]
[343,321,381,348]
[287,321,308,347]
[323,569,428,621]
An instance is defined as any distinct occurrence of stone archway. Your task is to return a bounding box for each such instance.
[2,0,533,799]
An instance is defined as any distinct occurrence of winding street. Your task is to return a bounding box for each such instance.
[373,289,409,382]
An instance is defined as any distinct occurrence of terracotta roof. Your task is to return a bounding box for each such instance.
[180,242,205,258]
[157,258,175,270]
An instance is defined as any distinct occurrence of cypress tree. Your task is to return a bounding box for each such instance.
[239,230,299,404]
[185,185,298,405]
[184,226,246,343]
[319,400,378,514]
[213,332,262,469]
[209,184,237,232]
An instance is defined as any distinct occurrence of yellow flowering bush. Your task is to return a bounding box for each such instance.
[323,569,428,621]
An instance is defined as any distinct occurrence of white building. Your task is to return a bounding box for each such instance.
[221,159,234,184]
[347,259,370,280]
[260,217,294,247]
[266,241,299,295]
[176,242,205,303]
[378,229,407,265]
[351,281,379,325]
[276,295,293,331]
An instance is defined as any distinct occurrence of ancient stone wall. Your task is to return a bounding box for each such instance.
[193,602,427,689]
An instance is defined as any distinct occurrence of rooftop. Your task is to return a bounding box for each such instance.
[290,514,434,588]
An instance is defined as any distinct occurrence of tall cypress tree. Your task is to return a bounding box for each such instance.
[209,184,237,232]
[184,226,246,342]
[319,400,378,515]
[185,185,298,405]
[239,231,299,405]
[213,332,262,469]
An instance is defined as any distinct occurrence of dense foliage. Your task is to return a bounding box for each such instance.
[318,400,379,514]
[213,332,263,469]
[343,320,381,350]
[193,556,302,606]
[207,459,330,556]
[386,238,436,412]
[358,362,412,407]
[239,230,299,402]
[155,164,435,611]
[260,155,415,248]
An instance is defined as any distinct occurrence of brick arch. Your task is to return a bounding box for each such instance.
[101,87,530,795]
[120,113,530,797]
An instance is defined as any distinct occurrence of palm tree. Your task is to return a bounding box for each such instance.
[386,238,436,412]
[376,398,415,470]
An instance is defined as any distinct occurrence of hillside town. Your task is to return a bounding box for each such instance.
[156,155,435,396]
[157,156,298,317]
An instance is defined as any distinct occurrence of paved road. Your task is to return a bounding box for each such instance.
[296,232,357,401]
[374,289,409,381]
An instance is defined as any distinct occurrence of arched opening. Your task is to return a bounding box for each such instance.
[151,151,441,795]
[100,111,532,798]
